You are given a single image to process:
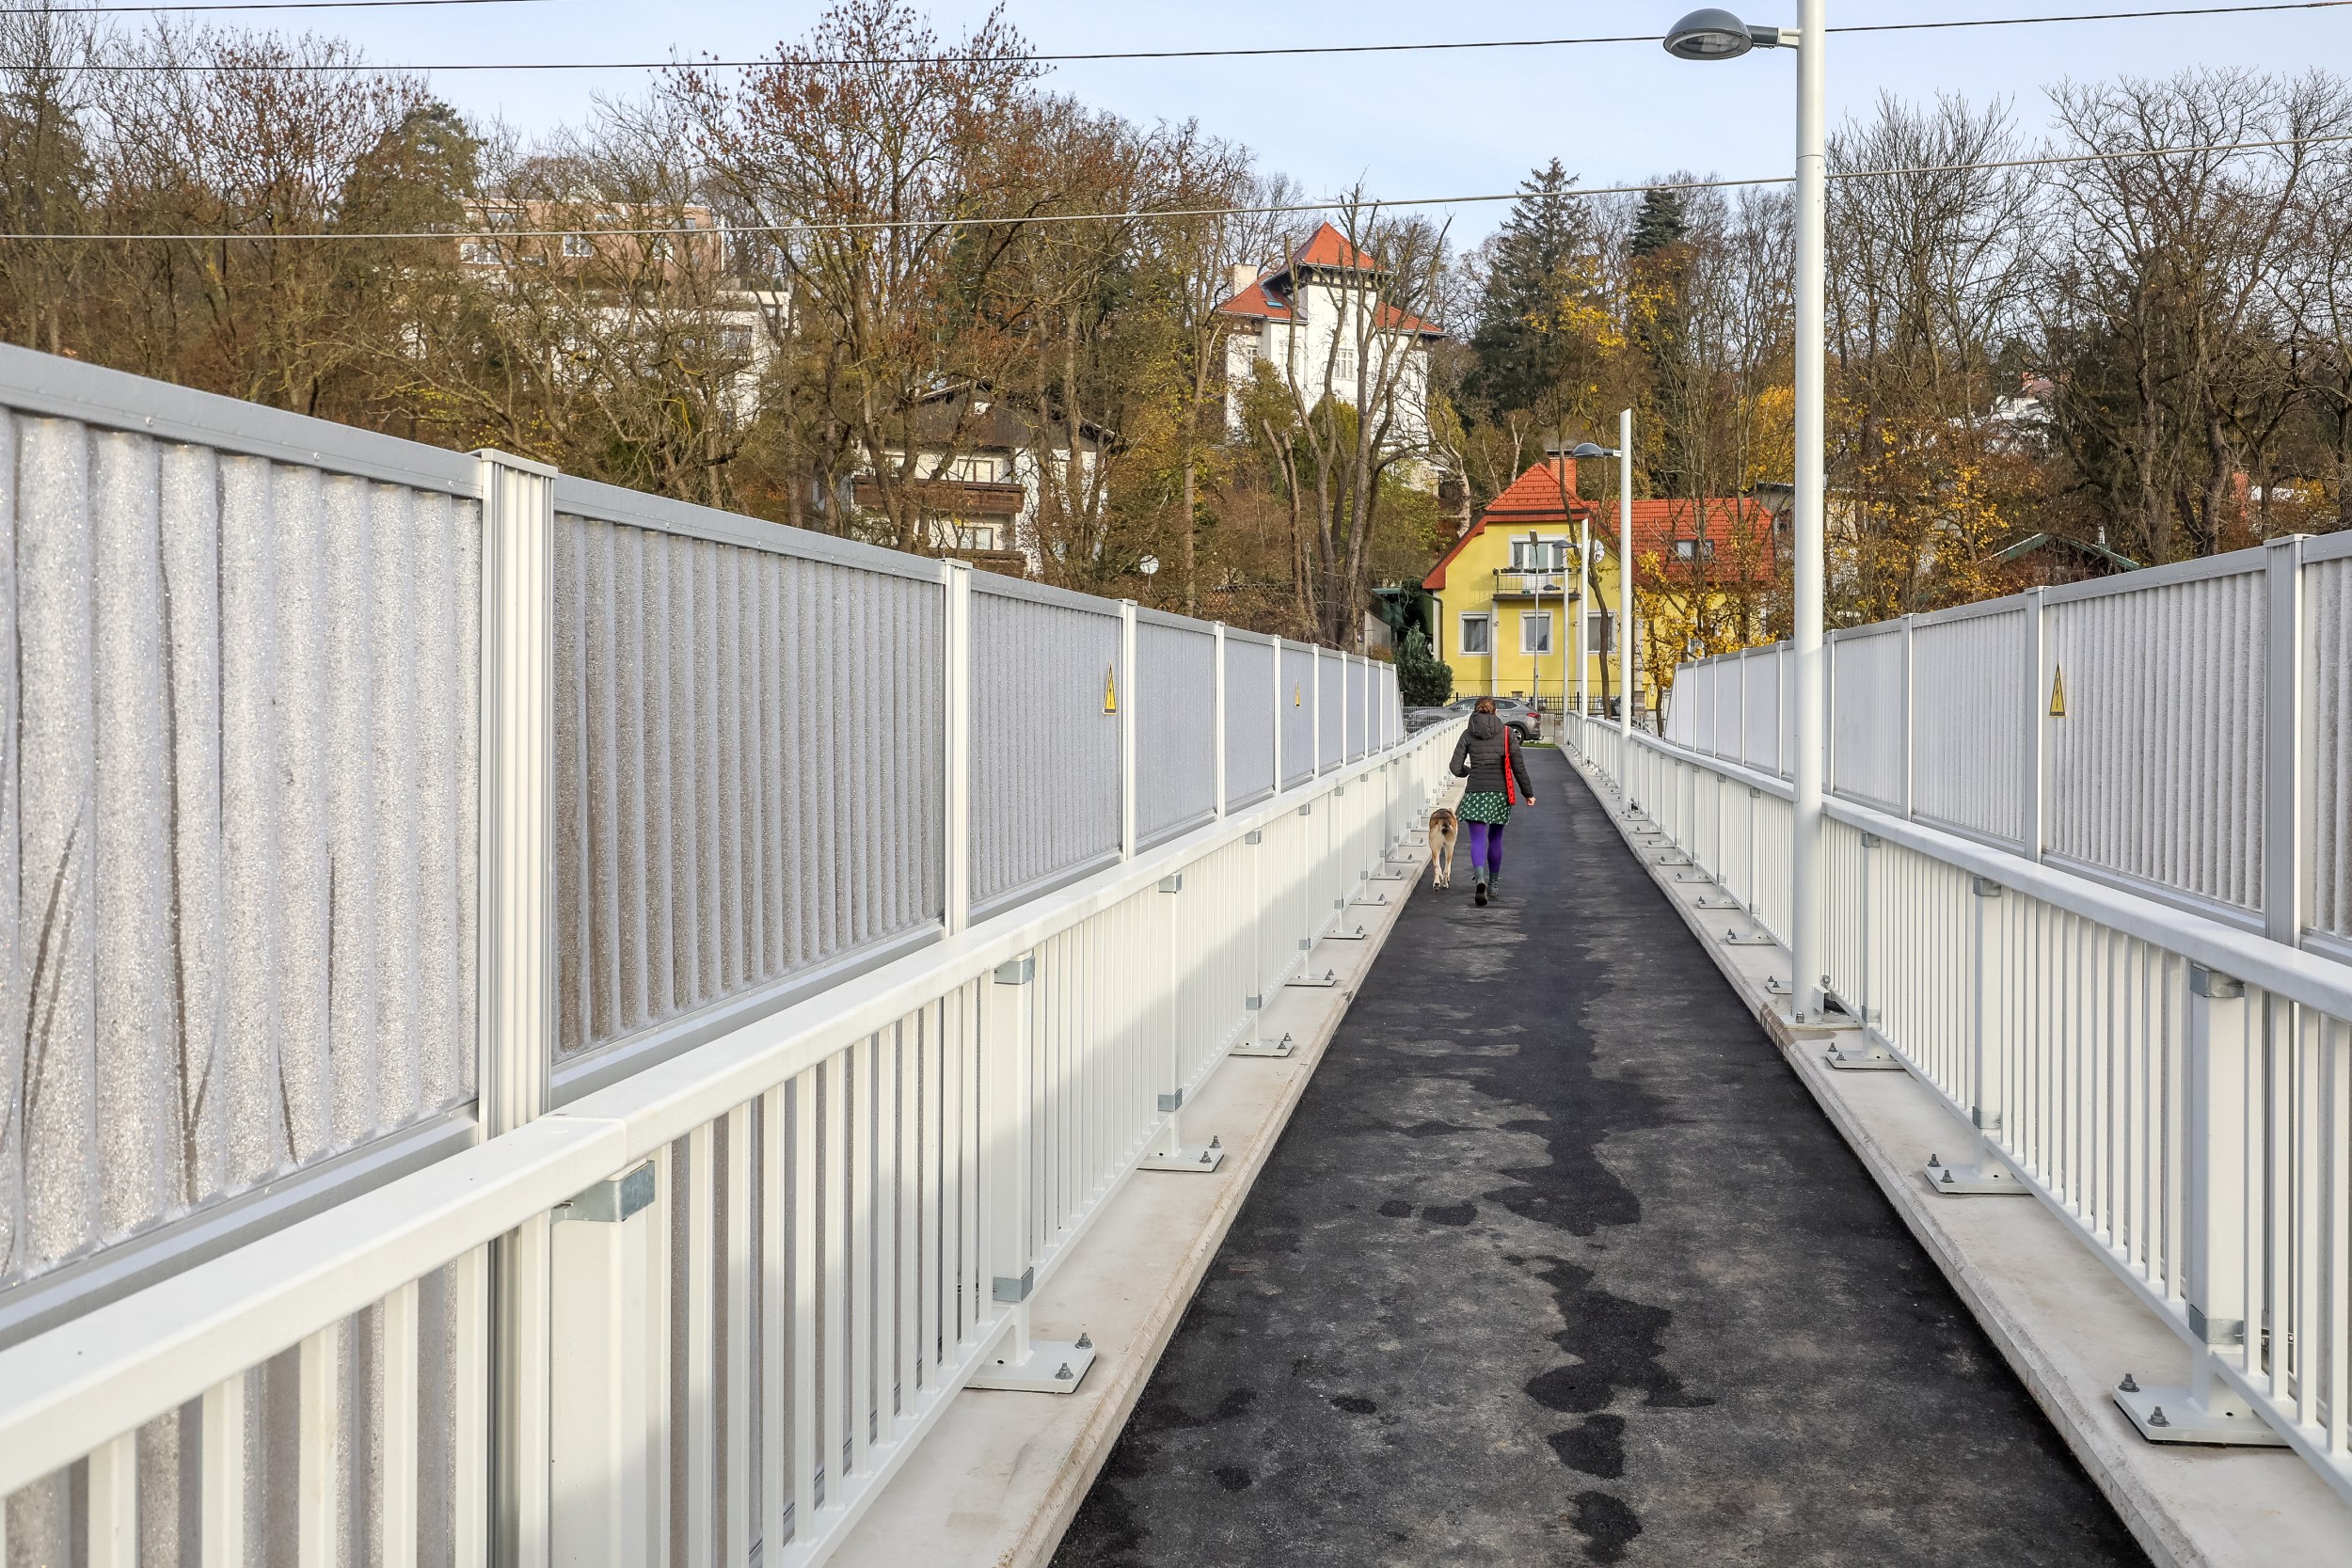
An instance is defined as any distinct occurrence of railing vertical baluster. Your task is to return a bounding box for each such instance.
[790,1070,818,1551]
[758,1087,786,1568]
[685,1123,716,1568]
[895,1023,920,1426]
[87,1432,135,1568]
[724,1103,753,1565]
[382,1279,421,1568]
[200,1374,247,1568]
[452,1246,490,1568]
[298,1324,342,1568]
[847,1040,875,1481]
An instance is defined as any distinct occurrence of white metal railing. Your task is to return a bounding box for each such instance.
[0,717,1459,1568]
[0,341,1435,1568]
[1569,710,2352,1510]
[1661,533,2352,959]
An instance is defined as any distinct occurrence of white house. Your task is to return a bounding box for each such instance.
[1214,222,1444,460]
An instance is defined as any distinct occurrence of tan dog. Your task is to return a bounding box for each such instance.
[1427,807,1460,890]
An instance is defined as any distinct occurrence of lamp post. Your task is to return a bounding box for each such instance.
[1665,5,1826,1024]
[1569,416,1634,743]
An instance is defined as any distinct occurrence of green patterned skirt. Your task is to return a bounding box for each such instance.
[1458,790,1512,825]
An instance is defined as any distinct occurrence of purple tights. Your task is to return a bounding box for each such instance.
[1466,821,1505,877]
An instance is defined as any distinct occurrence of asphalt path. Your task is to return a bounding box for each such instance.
[1052,746,2147,1568]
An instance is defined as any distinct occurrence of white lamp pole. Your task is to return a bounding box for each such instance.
[1618,407,1634,742]
[1667,3,1826,1024]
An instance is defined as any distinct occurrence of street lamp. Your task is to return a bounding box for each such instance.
[1665,4,1827,1026]
[1570,419,1635,745]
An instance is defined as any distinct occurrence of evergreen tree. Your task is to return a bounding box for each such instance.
[1395,626,1454,706]
[1629,185,1694,499]
[1462,160,1598,416]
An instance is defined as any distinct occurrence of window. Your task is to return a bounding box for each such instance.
[953,523,1000,550]
[1674,538,1716,562]
[1333,347,1357,382]
[948,455,1005,482]
[1587,613,1613,654]
[1521,612,1553,655]
[1511,537,1569,571]
[1458,614,1492,657]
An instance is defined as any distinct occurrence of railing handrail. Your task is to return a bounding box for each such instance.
[0,723,1458,1498]
[1609,719,2352,1020]
[1604,721,2352,1021]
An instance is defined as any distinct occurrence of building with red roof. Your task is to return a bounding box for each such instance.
[1214,223,1445,470]
[1419,454,1782,716]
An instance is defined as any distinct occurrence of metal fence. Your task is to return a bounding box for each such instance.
[1580,577,2352,1507]
[0,343,1423,1568]
[1663,534,2352,958]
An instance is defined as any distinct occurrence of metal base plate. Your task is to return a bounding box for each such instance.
[1372,868,1409,880]
[2113,1384,2287,1447]
[1323,923,1371,941]
[1652,854,1693,867]
[1673,872,1713,884]
[1826,1038,1906,1071]
[1695,895,1741,910]
[1139,1142,1227,1173]
[1288,968,1340,989]
[1721,930,1778,946]
[1925,1151,2031,1196]
[1232,1032,1295,1058]
[1351,892,1392,907]
[969,1338,1097,1394]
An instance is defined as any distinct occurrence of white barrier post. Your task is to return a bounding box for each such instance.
[548,1164,658,1568]
[1926,879,2027,1193]
[1142,872,1224,1171]
[2116,965,2285,1446]
[475,449,560,1568]
[971,954,1095,1392]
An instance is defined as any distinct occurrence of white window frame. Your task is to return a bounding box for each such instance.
[1510,536,1570,572]
[1521,612,1554,655]
[1457,613,1492,657]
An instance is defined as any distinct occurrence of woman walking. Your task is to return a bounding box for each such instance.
[1448,698,1535,906]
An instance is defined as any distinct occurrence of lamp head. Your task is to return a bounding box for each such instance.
[1663,8,1783,60]
[1567,442,1617,460]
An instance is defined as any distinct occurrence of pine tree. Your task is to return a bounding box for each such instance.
[1629,186,1695,499]
[1462,160,1597,417]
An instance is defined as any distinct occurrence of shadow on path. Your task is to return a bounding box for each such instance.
[1053,749,2147,1568]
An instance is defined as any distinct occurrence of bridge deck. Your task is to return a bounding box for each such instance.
[1055,746,2147,1567]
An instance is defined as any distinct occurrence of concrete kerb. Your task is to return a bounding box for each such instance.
[1564,751,2352,1568]
[825,789,1455,1568]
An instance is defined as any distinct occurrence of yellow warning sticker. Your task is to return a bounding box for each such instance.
[1104,665,1118,714]
[2048,665,2066,718]
[1295,683,1303,706]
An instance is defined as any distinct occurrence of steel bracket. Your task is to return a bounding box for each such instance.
[970,1335,1097,1395]
[1232,1031,1295,1058]
[1140,1136,1226,1174]
[1924,1149,2031,1196]
[555,1161,657,1224]
[2112,1378,2285,1448]
[1825,1037,1905,1071]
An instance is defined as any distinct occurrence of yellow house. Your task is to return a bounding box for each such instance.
[1422,456,1778,721]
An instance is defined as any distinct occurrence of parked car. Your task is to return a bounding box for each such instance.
[1405,706,1455,732]
[1444,696,1541,742]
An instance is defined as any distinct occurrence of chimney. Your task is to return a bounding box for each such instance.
[1229,262,1260,297]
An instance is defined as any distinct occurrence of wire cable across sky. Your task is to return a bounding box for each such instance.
[3,130,2343,243]
[37,1,2352,71]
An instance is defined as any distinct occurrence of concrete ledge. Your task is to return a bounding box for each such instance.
[826,816,1443,1568]
[1568,754,2352,1568]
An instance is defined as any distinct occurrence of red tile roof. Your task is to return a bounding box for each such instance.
[1422,459,1781,590]
[1215,223,1442,337]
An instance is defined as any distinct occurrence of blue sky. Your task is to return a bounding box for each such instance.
[310,0,2348,241]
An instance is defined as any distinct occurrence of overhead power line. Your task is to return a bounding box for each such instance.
[1,130,2343,243]
[33,1,2352,71]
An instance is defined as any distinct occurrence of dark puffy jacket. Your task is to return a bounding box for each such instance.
[1450,712,1534,800]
